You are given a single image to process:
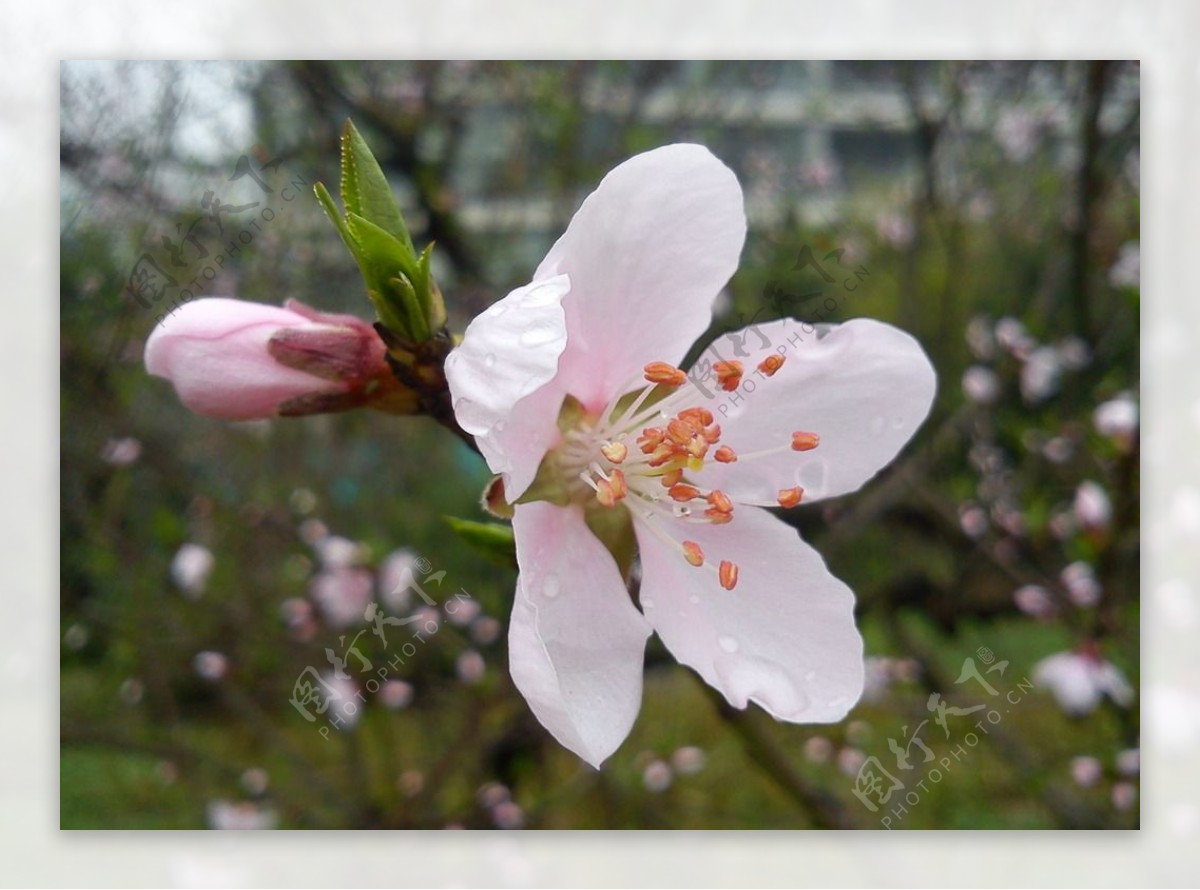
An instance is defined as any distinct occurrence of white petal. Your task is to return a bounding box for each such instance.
[508,501,652,767]
[535,143,747,409]
[445,275,571,491]
[690,318,936,505]
[634,504,863,722]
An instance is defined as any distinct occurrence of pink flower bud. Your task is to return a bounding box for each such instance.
[144,297,405,420]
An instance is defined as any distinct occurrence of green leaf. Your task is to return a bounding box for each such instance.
[343,212,429,340]
[340,120,414,251]
[313,181,355,249]
[443,516,517,568]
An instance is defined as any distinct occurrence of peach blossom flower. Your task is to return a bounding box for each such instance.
[446,144,936,766]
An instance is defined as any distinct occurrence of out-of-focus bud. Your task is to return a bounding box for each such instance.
[171,542,214,598]
[962,365,1000,405]
[310,568,374,629]
[1070,755,1103,788]
[1094,393,1139,452]
[1074,481,1113,532]
[145,297,417,420]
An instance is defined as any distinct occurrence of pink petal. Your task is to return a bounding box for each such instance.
[690,318,936,505]
[634,504,863,722]
[536,143,746,410]
[444,276,571,497]
[509,501,652,767]
[144,298,342,420]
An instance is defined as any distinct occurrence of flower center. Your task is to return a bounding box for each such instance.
[554,356,819,590]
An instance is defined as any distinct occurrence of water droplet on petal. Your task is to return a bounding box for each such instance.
[542,575,560,599]
[484,353,496,368]
[519,325,561,348]
[688,594,700,604]
[870,416,887,436]
[486,302,508,317]
[892,416,906,430]
[718,635,740,653]
[642,597,655,609]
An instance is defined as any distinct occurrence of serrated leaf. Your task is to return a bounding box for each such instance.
[344,212,428,340]
[340,120,413,251]
[313,182,355,249]
[443,516,517,568]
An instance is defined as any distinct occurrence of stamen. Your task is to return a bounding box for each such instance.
[718,560,739,590]
[644,362,687,387]
[659,468,683,487]
[791,431,821,452]
[777,486,804,508]
[678,407,714,427]
[682,541,704,567]
[609,468,628,500]
[600,441,628,464]
[595,478,617,507]
[668,484,702,502]
[714,445,738,463]
[758,354,785,376]
[638,427,665,453]
[706,489,734,514]
[713,361,744,392]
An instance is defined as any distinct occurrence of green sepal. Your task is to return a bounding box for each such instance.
[514,395,590,507]
[584,502,638,582]
[443,516,517,569]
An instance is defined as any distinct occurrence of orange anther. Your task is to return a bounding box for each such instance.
[595,478,616,507]
[647,445,677,468]
[718,560,740,590]
[682,541,705,567]
[758,354,785,376]
[638,427,665,453]
[706,489,734,513]
[644,362,687,387]
[713,361,744,392]
[609,469,628,500]
[659,468,683,488]
[702,424,722,444]
[791,431,821,452]
[705,509,733,524]
[679,407,714,427]
[777,486,804,508]
[714,445,738,463]
[600,441,628,464]
[667,418,697,445]
[668,484,702,502]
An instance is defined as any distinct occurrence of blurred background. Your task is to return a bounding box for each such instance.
[60,60,1139,829]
